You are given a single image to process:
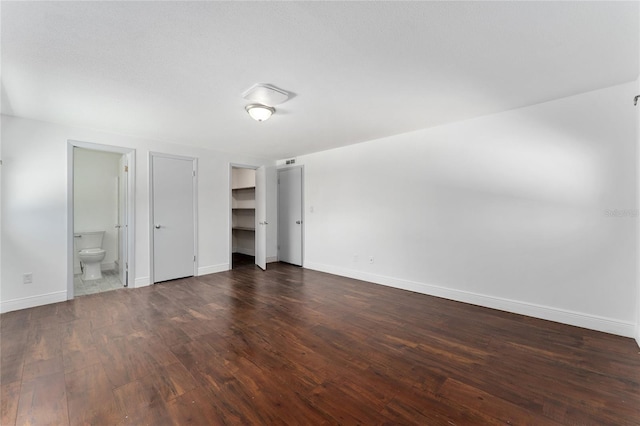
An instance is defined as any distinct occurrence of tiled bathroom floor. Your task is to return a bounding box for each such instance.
[74,269,123,296]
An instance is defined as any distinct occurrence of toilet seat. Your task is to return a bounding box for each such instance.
[80,248,105,255]
[79,248,106,261]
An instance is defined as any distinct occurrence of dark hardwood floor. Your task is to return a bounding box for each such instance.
[1,263,639,425]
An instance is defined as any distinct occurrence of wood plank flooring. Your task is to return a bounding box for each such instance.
[1,262,639,425]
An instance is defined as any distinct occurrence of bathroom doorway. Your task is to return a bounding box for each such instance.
[67,141,135,299]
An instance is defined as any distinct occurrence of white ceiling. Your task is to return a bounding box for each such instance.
[2,1,638,160]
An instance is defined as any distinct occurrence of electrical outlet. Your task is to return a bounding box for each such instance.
[23,273,33,284]
[368,256,374,264]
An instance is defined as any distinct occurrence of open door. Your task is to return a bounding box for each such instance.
[117,155,128,286]
[255,166,267,270]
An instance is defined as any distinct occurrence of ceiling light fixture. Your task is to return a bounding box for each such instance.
[245,104,275,122]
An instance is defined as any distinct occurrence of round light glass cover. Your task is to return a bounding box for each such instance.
[246,104,275,121]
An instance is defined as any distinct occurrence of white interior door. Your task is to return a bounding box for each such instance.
[278,167,303,266]
[152,155,196,282]
[255,166,267,270]
[117,155,128,286]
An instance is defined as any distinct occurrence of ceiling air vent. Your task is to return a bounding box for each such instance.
[242,84,290,107]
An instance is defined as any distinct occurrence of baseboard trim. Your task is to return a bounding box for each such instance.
[267,256,278,263]
[0,291,67,314]
[134,276,151,288]
[304,262,635,338]
[198,263,229,276]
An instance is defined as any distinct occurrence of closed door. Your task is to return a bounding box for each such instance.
[255,166,267,270]
[278,167,303,266]
[151,154,196,283]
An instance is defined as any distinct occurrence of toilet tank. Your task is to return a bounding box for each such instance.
[74,231,105,250]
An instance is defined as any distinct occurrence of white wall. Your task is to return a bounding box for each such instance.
[0,117,3,308]
[1,115,277,312]
[231,167,256,189]
[637,76,640,347]
[298,81,638,337]
[73,148,121,272]
[265,166,278,263]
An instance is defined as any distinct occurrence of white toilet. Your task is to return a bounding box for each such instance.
[75,231,106,280]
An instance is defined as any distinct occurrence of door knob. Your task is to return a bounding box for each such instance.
[155,225,161,229]
[296,220,301,224]
[115,225,122,229]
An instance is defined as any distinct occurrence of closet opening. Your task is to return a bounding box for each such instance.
[230,166,257,269]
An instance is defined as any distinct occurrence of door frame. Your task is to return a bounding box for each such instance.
[67,140,136,299]
[149,152,198,284]
[229,163,259,269]
[277,164,304,266]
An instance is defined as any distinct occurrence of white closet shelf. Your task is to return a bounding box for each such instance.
[232,227,255,232]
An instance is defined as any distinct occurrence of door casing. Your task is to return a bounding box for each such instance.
[149,152,198,284]
[229,163,268,270]
[67,140,136,298]
[277,165,304,266]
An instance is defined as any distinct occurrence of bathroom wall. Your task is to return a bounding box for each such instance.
[73,148,121,273]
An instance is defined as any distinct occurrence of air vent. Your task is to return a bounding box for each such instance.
[242,84,290,107]
[285,159,296,165]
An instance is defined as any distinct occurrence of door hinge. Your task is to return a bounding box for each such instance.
[124,165,128,172]
[194,255,196,262]
[193,170,196,177]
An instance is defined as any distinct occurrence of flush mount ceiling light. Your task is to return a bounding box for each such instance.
[242,83,291,122]
[245,104,275,122]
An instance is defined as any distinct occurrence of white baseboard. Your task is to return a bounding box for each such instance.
[134,276,151,288]
[198,263,229,276]
[0,291,67,314]
[304,262,635,338]
[267,256,278,263]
